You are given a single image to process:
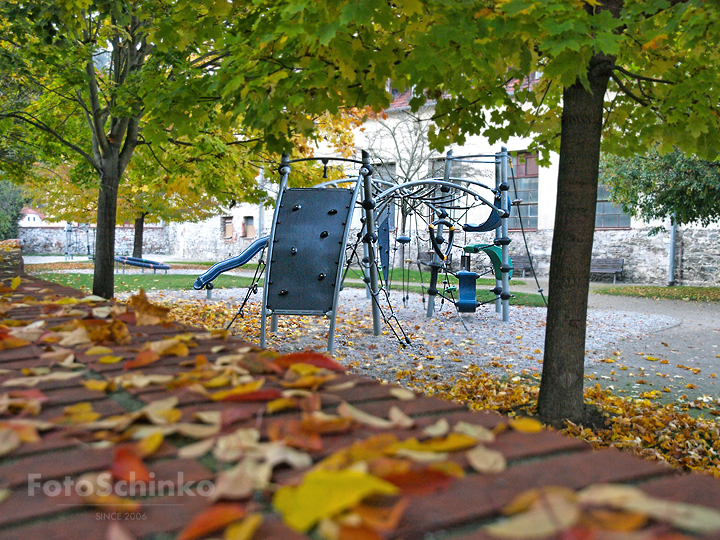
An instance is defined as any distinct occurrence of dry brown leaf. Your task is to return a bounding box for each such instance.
[453,421,496,443]
[485,490,580,539]
[389,387,416,401]
[422,418,450,438]
[0,427,21,456]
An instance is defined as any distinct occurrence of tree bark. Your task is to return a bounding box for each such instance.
[538,54,614,424]
[133,214,146,258]
[92,155,121,299]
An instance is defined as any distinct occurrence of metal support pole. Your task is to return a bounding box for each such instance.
[668,213,677,286]
[499,148,510,322]
[361,150,382,337]
[261,153,291,349]
[494,160,502,314]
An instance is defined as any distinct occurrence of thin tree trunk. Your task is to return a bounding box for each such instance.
[538,54,613,424]
[93,160,121,299]
[133,214,145,258]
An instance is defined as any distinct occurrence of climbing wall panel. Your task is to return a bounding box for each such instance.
[266,188,356,314]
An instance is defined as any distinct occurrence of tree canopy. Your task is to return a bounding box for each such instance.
[188,0,720,423]
[601,149,720,229]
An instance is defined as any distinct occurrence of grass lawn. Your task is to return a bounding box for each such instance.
[35,271,545,306]
[596,284,720,302]
[34,272,257,293]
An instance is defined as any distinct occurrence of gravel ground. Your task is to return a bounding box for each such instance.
[135,286,680,383]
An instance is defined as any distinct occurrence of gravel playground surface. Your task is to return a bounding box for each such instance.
[135,286,683,389]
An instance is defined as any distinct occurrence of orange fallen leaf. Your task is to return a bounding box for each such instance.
[508,417,544,433]
[111,445,151,483]
[273,351,346,372]
[176,503,246,540]
[124,349,161,369]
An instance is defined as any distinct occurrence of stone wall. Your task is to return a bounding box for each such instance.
[368,227,720,286]
[166,218,262,262]
[504,228,720,286]
[19,225,169,256]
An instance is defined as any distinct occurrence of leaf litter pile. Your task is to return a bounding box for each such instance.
[151,287,720,479]
[0,240,716,540]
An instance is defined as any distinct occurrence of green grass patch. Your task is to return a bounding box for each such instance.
[35,272,258,294]
[595,285,720,302]
[35,271,545,307]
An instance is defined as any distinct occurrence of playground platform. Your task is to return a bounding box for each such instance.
[2,242,720,540]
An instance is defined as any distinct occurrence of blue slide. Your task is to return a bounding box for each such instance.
[193,236,270,290]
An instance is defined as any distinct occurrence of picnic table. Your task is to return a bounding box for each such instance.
[1,240,719,540]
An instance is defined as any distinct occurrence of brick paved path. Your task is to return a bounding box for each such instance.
[2,245,719,540]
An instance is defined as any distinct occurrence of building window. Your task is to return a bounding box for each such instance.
[241,216,255,237]
[508,152,538,230]
[221,216,233,239]
[596,184,631,229]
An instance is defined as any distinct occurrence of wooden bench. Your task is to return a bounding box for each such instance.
[509,254,534,278]
[590,257,624,283]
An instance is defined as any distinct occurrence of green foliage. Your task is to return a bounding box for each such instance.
[601,149,720,228]
[0,180,27,240]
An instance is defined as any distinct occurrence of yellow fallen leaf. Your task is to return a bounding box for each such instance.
[83,379,110,392]
[508,417,543,433]
[224,513,263,540]
[85,346,114,356]
[10,276,21,291]
[389,433,477,454]
[273,468,398,532]
[210,379,265,401]
[98,355,124,364]
[136,432,164,457]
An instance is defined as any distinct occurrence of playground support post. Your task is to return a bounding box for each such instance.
[500,147,510,322]
[494,160,502,315]
[668,213,677,286]
[361,150,382,337]
[260,153,291,350]
[425,150,453,318]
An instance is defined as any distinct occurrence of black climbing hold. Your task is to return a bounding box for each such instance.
[290,247,297,255]
[328,209,338,215]
[279,290,288,296]
[320,231,329,238]
[491,286,502,295]
[318,273,326,281]
[292,204,301,211]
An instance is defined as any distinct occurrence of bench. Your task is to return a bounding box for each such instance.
[509,254,534,278]
[590,257,624,283]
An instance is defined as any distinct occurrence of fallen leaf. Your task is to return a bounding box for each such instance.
[224,513,263,540]
[422,418,450,438]
[466,445,506,473]
[485,489,580,538]
[0,427,21,456]
[508,417,544,433]
[123,349,161,369]
[176,503,247,540]
[111,445,151,483]
[273,468,398,532]
[273,351,346,372]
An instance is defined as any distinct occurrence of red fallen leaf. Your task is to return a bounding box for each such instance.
[124,349,161,370]
[301,414,354,435]
[268,419,323,452]
[8,388,47,400]
[380,468,454,495]
[176,503,246,540]
[111,445,152,483]
[217,389,283,402]
[273,351,346,373]
[116,312,136,325]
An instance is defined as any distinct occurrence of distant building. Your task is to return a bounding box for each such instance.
[18,207,52,228]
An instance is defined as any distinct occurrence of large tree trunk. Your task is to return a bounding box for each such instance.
[537,54,613,424]
[93,157,121,299]
[133,214,145,258]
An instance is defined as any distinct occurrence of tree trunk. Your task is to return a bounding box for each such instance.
[93,157,121,299]
[133,214,145,258]
[537,54,613,424]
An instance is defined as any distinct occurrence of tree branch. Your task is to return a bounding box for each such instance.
[610,73,650,107]
[611,64,675,85]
